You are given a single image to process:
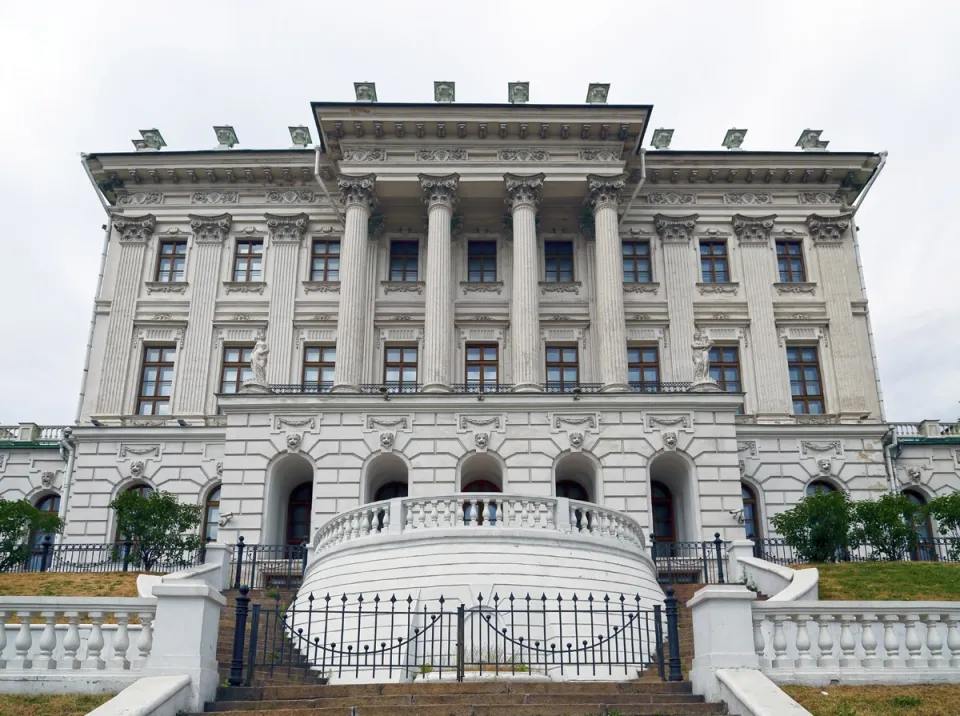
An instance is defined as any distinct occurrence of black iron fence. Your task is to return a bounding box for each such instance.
[755,537,960,565]
[651,534,729,585]
[230,538,308,590]
[228,586,683,686]
[1,536,203,574]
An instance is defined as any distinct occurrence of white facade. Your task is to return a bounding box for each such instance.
[1,99,957,573]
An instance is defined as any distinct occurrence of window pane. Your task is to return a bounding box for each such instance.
[385,367,400,382]
[403,348,417,362]
[546,347,560,362]
[467,347,480,361]
[386,348,401,362]
[402,368,417,381]
[562,348,577,363]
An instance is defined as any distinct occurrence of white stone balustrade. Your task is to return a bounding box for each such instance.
[0,597,155,675]
[312,494,648,555]
[752,601,960,685]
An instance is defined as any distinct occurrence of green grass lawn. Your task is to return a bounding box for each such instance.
[784,685,960,716]
[797,562,960,601]
[0,693,112,716]
[0,573,140,598]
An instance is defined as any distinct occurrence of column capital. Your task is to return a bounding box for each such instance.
[806,213,852,243]
[585,173,627,214]
[337,173,377,211]
[504,173,545,212]
[265,212,309,242]
[732,214,777,245]
[654,213,699,243]
[418,173,459,210]
[114,215,156,243]
[188,213,232,243]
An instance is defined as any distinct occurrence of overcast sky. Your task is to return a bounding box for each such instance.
[0,1,956,425]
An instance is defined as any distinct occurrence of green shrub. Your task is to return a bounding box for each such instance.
[109,490,202,572]
[0,499,63,572]
[926,492,960,560]
[850,493,920,561]
[771,490,852,563]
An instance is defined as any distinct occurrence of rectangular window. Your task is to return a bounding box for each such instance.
[545,345,579,392]
[787,346,824,414]
[302,346,336,392]
[137,345,176,415]
[220,345,254,394]
[544,241,574,282]
[465,343,499,390]
[233,240,263,282]
[384,345,418,392]
[467,241,497,282]
[155,241,187,283]
[627,346,660,392]
[709,346,741,392]
[776,240,806,283]
[389,241,419,282]
[622,241,652,283]
[310,239,340,281]
[700,241,729,283]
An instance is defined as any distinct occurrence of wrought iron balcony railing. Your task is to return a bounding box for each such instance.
[264,381,694,395]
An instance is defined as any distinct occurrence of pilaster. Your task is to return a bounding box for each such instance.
[505,173,545,392]
[419,174,459,393]
[96,215,155,415]
[333,175,376,391]
[265,213,309,385]
[173,215,231,415]
[732,214,792,417]
[586,174,629,391]
[807,213,867,415]
[654,214,699,382]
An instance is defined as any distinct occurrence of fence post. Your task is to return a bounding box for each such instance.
[301,540,309,581]
[246,603,261,687]
[122,540,133,572]
[233,536,245,589]
[664,586,682,681]
[649,533,658,567]
[653,603,665,681]
[714,533,725,585]
[456,604,465,682]
[40,535,52,572]
[229,585,250,686]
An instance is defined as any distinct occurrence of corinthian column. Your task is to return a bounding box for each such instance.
[96,215,156,415]
[419,174,459,393]
[586,174,629,391]
[265,213,309,385]
[332,175,376,392]
[505,174,545,393]
[654,214,699,382]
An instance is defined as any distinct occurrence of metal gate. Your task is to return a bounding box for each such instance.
[228,586,683,685]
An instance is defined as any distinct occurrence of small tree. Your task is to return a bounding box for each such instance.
[771,490,853,563]
[0,499,63,572]
[926,492,960,560]
[110,490,202,572]
[850,493,920,561]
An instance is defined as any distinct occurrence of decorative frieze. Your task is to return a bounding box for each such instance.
[274,416,317,431]
[647,192,695,206]
[190,191,238,205]
[774,282,817,295]
[381,281,424,295]
[623,283,659,294]
[498,149,549,161]
[539,282,581,296]
[460,281,503,295]
[366,415,411,431]
[302,281,340,294]
[806,213,852,243]
[189,213,232,243]
[145,282,187,294]
[266,190,316,204]
[342,149,386,162]
[732,214,776,244]
[800,440,843,456]
[223,281,266,295]
[552,413,599,432]
[799,192,842,205]
[117,192,162,206]
[579,150,620,161]
[697,282,739,296]
[114,215,156,243]
[654,214,698,242]
[416,149,467,161]
[265,212,309,241]
[724,192,772,205]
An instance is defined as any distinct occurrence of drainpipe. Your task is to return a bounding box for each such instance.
[314,146,345,228]
[881,426,898,495]
[56,427,77,544]
[619,148,647,219]
[849,152,888,421]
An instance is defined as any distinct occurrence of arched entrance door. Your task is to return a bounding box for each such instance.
[651,480,676,545]
[286,483,313,546]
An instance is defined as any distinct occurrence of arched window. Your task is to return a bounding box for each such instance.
[902,489,936,561]
[741,484,761,541]
[114,483,154,544]
[286,483,313,546]
[805,480,837,497]
[556,480,588,502]
[31,494,60,547]
[203,486,221,543]
[373,481,409,502]
[651,480,676,543]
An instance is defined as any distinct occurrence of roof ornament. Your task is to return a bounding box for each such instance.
[213,126,238,150]
[289,126,312,148]
[722,128,747,150]
[132,129,165,152]
[796,129,829,151]
[508,82,529,104]
[650,128,674,150]
[586,83,610,104]
[354,82,377,102]
[434,81,455,103]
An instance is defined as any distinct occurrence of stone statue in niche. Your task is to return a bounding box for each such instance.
[250,340,269,384]
[689,330,719,391]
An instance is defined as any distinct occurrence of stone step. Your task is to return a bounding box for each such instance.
[195,705,723,716]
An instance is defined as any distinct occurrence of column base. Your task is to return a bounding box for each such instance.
[600,383,631,393]
[239,381,270,395]
[420,383,452,394]
[688,379,721,393]
[511,383,542,393]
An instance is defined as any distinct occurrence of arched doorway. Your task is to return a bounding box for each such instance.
[741,483,761,541]
[203,486,221,543]
[902,489,936,561]
[263,453,315,545]
[286,483,313,546]
[373,481,409,501]
[648,451,696,547]
[651,481,675,543]
[463,478,501,525]
[29,494,60,569]
[555,452,597,531]
[557,480,588,501]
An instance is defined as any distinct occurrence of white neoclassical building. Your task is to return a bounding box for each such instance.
[2,87,958,601]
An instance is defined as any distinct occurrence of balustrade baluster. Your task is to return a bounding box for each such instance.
[905,613,924,667]
[362,509,372,535]
[33,611,56,670]
[545,500,555,530]
[405,501,415,530]
[0,611,7,669]
[838,614,859,668]
[495,501,503,527]
[436,500,446,528]
[112,612,131,670]
[882,615,903,667]
[753,615,769,668]
[599,511,609,537]
[589,509,600,535]
[382,504,391,531]
[13,611,33,669]
[816,614,837,668]
[135,612,154,669]
[947,616,960,668]
[60,612,81,670]
[772,615,794,668]
[924,613,947,668]
[860,613,880,668]
[84,612,105,670]
[795,614,814,668]
[468,499,478,527]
